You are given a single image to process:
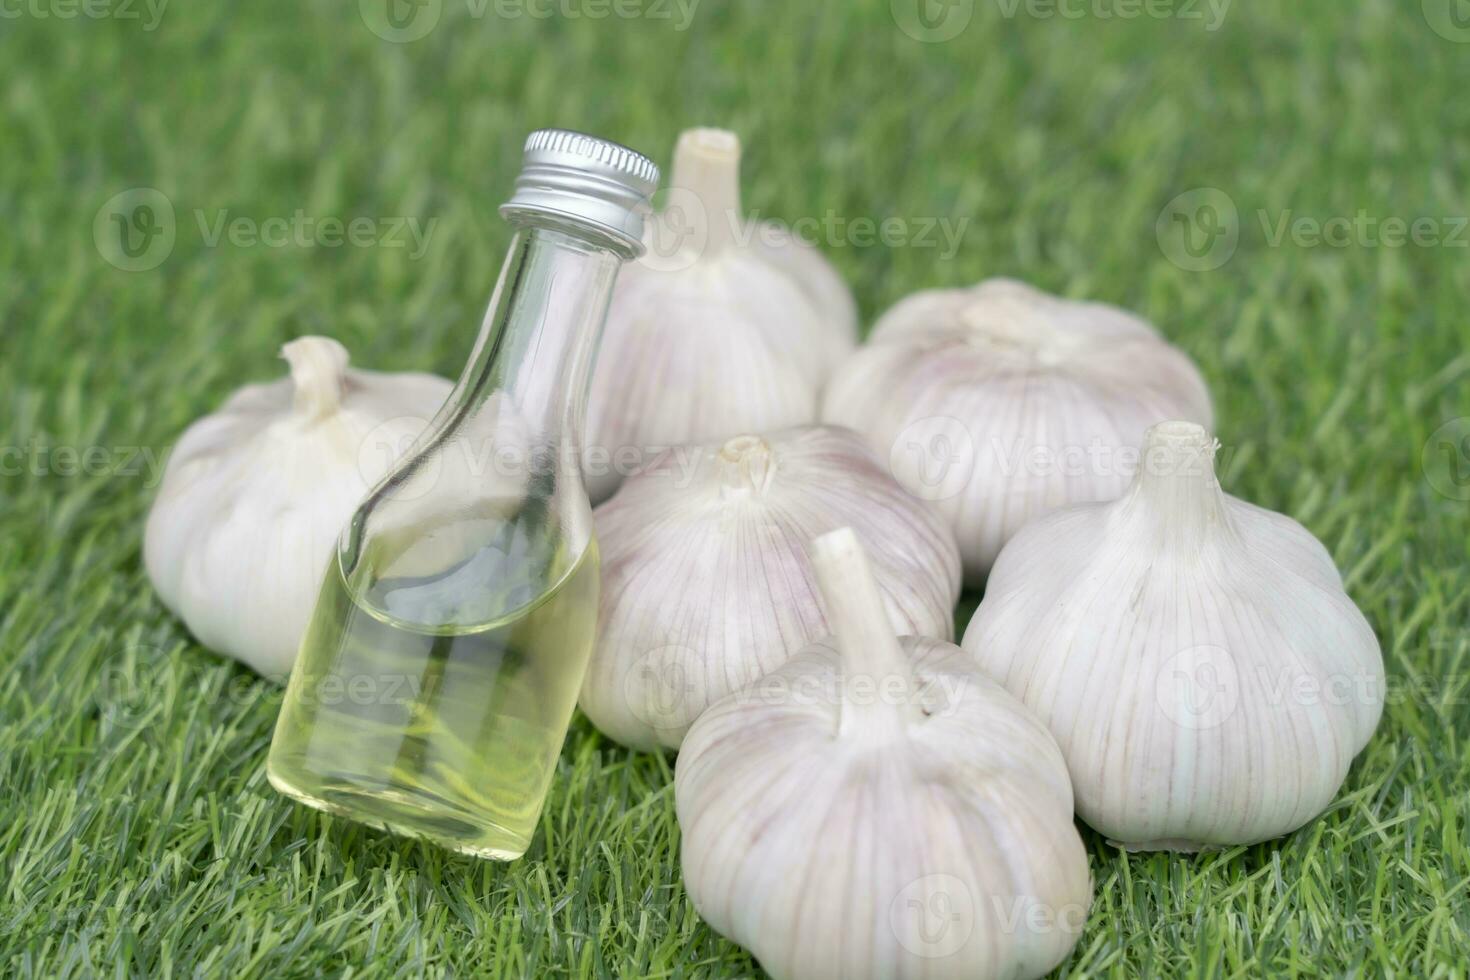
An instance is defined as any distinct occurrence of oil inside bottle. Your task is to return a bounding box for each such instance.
[267,534,598,860]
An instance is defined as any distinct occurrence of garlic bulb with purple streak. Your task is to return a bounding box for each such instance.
[675,527,1090,980]
[962,421,1384,851]
[822,277,1212,582]
[579,426,960,750]
[583,128,857,502]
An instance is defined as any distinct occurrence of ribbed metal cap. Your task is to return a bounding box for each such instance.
[500,129,660,255]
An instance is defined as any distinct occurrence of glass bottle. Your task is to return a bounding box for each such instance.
[267,130,659,860]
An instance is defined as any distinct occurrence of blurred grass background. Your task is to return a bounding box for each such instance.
[3,0,1469,975]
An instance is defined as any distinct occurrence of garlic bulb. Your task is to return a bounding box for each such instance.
[583,127,858,502]
[676,527,1091,980]
[822,277,1212,582]
[145,337,452,676]
[580,425,960,750]
[963,421,1385,851]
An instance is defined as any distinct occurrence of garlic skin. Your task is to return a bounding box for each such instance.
[676,528,1091,980]
[145,337,452,676]
[822,277,1212,581]
[962,421,1385,851]
[583,128,858,502]
[580,426,961,750]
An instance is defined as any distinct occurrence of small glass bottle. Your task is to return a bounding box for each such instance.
[267,130,659,860]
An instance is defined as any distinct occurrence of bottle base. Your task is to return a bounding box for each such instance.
[267,765,531,861]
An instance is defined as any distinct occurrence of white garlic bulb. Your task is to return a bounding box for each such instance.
[145,337,452,676]
[583,127,858,501]
[580,425,960,750]
[963,421,1385,851]
[822,277,1212,582]
[676,527,1091,980]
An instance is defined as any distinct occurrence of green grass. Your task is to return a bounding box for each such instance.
[3,0,1469,975]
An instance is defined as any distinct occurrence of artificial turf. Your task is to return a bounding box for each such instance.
[3,0,1468,975]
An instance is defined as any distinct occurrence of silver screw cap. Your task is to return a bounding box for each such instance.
[501,129,660,256]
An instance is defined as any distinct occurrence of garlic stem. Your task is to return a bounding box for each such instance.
[1126,420,1230,548]
[282,337,350,422]
[717,435,776,497]
[810,527,920,742]
[958,289,1083,365]
[671,128,742,259]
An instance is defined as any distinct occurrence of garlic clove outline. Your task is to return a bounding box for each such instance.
[675,527,1092,980]
[962,420,1385,851]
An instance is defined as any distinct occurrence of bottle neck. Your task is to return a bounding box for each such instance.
[338,219,629,621]
[459,222,625,462]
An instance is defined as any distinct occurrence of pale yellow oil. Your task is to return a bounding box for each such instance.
[267,538,598,860]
